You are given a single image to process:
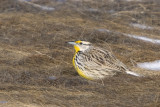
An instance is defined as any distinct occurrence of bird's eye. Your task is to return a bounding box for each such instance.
[79,42,83,45]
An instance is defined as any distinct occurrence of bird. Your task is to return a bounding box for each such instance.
[68,40,140,80]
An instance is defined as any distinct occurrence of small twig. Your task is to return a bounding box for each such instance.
[138,4,147,11]
[130,58,137,67]
[154,92,160,106]
[100,78,104,86]
[35,50,53,59]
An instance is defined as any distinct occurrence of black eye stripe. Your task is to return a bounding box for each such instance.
[79,43,91,46]
[78,42,91,45]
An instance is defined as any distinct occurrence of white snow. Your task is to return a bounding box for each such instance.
[124,34,160,44]
[108,10,115,13]
[126,71,140,77]
[87,8,99,12]
[97,29,111,33]
[39,6,55,11]
[56,0,66,2]
[48,76,57,80]
[0,101,7,104]
[97,28,160,44]
[130,23,153,30]
[137,60,160,71]
[17,0,55,11]
[125,0,142,1]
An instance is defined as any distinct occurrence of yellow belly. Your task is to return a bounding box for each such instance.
[73,54,93,80]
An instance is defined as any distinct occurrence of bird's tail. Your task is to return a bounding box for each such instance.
[126,71,141,77]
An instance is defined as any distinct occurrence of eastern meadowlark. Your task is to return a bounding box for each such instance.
[68,40,140,80]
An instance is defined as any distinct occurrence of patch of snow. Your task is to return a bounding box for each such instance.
[0,101,8,104]
[21,0,39,2]
[23,0,32,1]
[124,34,160,44]
[56,0,66,2]
[137,60,160,71]
[48,76,57,80]
[87,8,99,12]
[126,71,140,77]
[97,29,111,33]
[130,23,153,30]
[40,6,55,11]
[108,10,115,13]
[17,0,55,11]
[97,28,160,45]
[125,0,142,1]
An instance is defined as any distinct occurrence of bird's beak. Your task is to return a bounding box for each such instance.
[68,41,77,45]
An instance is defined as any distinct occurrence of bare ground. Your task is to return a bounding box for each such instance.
[0,0,160,107]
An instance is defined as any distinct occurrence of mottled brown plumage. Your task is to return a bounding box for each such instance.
[68,41,140,80]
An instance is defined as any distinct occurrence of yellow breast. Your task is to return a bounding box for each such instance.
[72,53,93,80]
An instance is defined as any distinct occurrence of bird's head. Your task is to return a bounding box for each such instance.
[68,40,92,52]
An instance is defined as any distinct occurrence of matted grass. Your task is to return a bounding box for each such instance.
[0,0,160,106]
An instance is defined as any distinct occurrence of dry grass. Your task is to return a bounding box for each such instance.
[0,0,160,106]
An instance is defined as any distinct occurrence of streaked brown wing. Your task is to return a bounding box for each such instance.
[79,47,128,72]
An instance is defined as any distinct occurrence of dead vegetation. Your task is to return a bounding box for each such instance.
[0,0,160,107]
